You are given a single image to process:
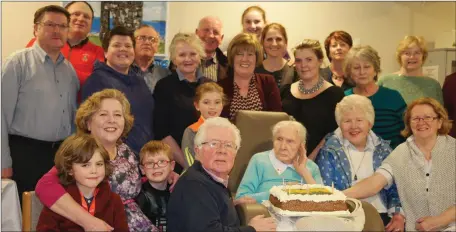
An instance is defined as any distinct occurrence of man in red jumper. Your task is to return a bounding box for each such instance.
[27,1,104,101]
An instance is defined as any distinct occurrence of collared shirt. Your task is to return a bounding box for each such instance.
[378,135,433,190]
[202,165,229,188]
[2,43,79,166]
[268,150,295,175]
[131,61,171,94]
[200,54,218,82]
[176,68,205,82]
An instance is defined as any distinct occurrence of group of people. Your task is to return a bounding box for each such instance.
[1,1,455,232]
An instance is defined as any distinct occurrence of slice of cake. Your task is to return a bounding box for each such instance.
[269,184,348,213]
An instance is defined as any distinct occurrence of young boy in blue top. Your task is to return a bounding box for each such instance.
[136,141,175,231]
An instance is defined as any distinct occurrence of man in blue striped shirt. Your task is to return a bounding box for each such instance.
[1,5,79,199]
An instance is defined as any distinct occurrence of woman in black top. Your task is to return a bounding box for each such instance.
[255,23,294,88]
[154,33,211,172]
[281,39,344,160]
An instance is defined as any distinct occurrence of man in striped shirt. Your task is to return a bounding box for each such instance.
[195,16,228,81]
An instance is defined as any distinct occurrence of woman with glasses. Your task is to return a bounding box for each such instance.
[235,120,323,203]
[35,89,169,231]
[378,36,443,105]
[344,97,455,232]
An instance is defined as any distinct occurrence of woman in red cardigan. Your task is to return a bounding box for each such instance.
[37,134,128,232]
[218,33,282,121]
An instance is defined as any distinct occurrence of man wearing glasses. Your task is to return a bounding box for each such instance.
[26,1,105,102]
[167,117,276,232]
[131,25,171,94]
[1,5,79,200]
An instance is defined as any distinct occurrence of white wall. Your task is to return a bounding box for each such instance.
[1,2,59,62]
[2,2,455,74]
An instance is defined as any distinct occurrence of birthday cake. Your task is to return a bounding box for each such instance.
[269,184,348,213]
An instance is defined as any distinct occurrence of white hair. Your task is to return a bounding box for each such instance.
[335,95,375,126]
[194,117,242,150]
[272,120,307,144]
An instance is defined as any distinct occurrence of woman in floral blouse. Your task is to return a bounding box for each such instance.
[35,89,177,231]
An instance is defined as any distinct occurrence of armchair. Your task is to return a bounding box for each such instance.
[230,110,292,224]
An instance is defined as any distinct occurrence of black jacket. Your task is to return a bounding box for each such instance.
[167,161,255,232]
[135,182,170,231]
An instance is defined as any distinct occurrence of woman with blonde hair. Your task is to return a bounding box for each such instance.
[218,33,282,121]
[256,23,294,88]
[281,39,345,160]
[378,36,443,105]
[344,45,407,149]
[154,32,211,171]
[344,97,455,231]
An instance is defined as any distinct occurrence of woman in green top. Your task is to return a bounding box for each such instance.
[344,45,407,149]
[378,36,443,105]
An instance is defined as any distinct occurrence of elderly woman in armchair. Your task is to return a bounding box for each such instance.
[235,120,323,203]
[315,94,405,231]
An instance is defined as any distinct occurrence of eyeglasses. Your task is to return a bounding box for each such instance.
[143,160,170,169]
[403,51,422,57]
[411,116,439,123]
[37,22,69,31]
[136,35,159,43]
[201,140,237,151]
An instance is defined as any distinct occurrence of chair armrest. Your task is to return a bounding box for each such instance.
[236,203,270,226]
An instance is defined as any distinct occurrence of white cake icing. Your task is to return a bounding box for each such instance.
[270,184,346,203]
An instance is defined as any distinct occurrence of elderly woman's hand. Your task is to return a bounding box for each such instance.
[292,143,308,173]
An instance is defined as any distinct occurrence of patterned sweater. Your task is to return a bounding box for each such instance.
[378,135,456,231]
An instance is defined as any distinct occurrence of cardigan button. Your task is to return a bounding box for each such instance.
[426,173,430,176]
[426,188,429,192]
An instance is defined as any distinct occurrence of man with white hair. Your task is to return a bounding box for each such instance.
[167,117,276,232]
[195,16,228,81]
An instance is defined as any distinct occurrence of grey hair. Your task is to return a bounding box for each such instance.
[194,117,242,151]
[335,95,375,126]
[272,120,307,145]
[344,45,382,81]
[169,32,205,62]
[134,24,160,39]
